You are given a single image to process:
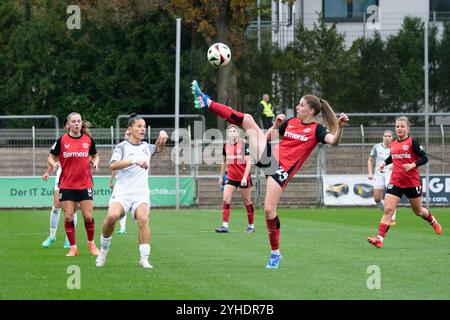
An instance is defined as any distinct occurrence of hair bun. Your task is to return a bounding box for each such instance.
[129,113,138,120]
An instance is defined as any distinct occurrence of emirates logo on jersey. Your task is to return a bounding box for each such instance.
[403,145,409,151]
[83,143,89,149]
[303,128,311,133]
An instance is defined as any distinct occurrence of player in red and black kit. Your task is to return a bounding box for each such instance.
[216,125,255,234]
[192,80,349,268]
[368,116,442,248]
[48,112,100,257]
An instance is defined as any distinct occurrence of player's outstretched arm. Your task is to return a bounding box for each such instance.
[266,114,286,142]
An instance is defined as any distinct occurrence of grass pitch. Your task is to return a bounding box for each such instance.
[0,207,449,300]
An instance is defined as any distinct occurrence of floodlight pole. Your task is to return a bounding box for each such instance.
[424,19,430,209]
[175,18,181,210]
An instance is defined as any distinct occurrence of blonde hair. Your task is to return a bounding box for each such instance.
[396,116,410,128]
[302,95,339,134]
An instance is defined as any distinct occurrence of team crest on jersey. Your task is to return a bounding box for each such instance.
[303,128,311,133]
[402,145,409,151]
[83,143,89,149]
[142,148,149,156]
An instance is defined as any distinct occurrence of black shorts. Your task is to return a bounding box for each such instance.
[386,184,422,199]
[225,177,253,189]
[256,142,296,189]
[60,188,94,202]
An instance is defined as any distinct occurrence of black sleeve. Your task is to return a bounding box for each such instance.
[277,118,292,137]
[315,124,329,144]
[89,138,97,155]
[222,144,226,157]
[50,137,61,156]
[384,155,393,165]
[244,143,250,156]
[412,138,428,167]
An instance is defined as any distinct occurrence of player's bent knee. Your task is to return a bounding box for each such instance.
[384,208,395,215]
[264,208,276,219]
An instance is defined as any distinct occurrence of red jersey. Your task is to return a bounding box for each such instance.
[50,133,97,189]
[223,139,249,181]
[274,117,328,177]
[387,136,427,188]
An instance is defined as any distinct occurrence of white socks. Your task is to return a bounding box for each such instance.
[271,249,280,255]
[100,235,112,250]
[378,199,385,211]
[49,207,61,238]
[223,222,229,228]
[119,215,127,231]
[139,244,151,261]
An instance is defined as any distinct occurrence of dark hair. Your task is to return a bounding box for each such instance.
[128,113,145,127]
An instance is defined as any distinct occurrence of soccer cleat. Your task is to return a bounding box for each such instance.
[139,259,153,269]
[63,239,70,249]
[367,236,383,248]
[246,227,255,233]
[432,220,442,235]
[191,80,210,109]
[88,241,100,256]
[215,226,229,233]
[41,237,56,248]
[265,253,282,269]
[117,229,127,235]
[66,247,78,256]
[95,249,108,267]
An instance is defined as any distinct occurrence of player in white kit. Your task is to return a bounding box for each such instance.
[368,130,396,225]
[96,114,168,268]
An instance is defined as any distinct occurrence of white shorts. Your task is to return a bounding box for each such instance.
[54,167,62,191]
[109,191,150,218]
[373,171,392,189]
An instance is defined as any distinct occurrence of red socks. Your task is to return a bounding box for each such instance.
[424,212,435,223]
[222,202,230,223]
[266,216,280,250]
[209,101,245,126]
[84,218,95,242]
[64,221,76,246]
[377,223,390,238]
[246,204,254,225]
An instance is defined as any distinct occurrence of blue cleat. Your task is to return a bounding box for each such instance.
[42,237,56,248]
[215,226,229,233]
[191,80,211,109]
[265,253,282,269]
[63,239,70,249]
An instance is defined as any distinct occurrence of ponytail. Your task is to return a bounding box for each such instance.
[319,99,339,135]
[303,95,339,135]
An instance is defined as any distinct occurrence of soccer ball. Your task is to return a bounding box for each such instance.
[207,43,231,66]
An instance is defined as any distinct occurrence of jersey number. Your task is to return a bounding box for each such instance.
[276,167,289,182]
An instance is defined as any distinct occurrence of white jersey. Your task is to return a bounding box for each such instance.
[54,167,62,191]
[370,143,392,172]
[110,140,157,195]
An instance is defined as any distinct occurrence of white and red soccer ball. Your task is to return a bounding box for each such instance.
[207,43,231,67]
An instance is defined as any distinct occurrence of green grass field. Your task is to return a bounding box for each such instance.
[0,207,449,300]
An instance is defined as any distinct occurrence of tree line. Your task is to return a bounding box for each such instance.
[0,1,449,128]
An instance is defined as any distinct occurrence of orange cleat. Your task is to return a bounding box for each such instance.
[367,236,383,248]
[88,241,99,256]
[432,220,442,235]
[66,246,78,256]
